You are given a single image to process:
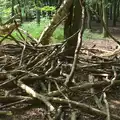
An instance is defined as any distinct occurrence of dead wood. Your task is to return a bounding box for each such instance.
[49,97,120,120]
[1,19,120,119]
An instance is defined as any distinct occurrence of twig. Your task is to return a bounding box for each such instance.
[0,29,14,44]
[53,106,63,120]
[3,14,20,25]
[0,96,32,103]
[48,80,120,97]
[9,35,21,45]
[54,81,67,99]
[88,74,105,110]
[19,42,26,66]
[0,99,28,109]
[103,92,111,120]
[18,28,38,43]
[103,66,117,92]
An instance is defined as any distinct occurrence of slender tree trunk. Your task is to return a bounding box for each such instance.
[11,0,15,16]
[86,7,92,30]
[36,10,40,24]
[116,0,120,19]
[102,0,108,37]
[17,0,23,23]
[109,2,112,20]
[95,3,101,23]
[35,0,41,24]
[113,0,117,26]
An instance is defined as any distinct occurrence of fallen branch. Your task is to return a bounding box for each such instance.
[16,80,55,112]
[49,97,120,120]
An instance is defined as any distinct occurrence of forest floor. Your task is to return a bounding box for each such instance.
[83,19,120,50]
[1,20,120,120]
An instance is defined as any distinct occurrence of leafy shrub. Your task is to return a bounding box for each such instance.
[41,6,56,12]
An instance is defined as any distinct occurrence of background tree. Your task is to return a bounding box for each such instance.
[102,0,108,37]
[11,0,15,16]
[35,0,41,24]
[112,0,117,26]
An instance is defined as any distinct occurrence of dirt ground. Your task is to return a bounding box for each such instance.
[83,39,118,51]
[83,20,120,50]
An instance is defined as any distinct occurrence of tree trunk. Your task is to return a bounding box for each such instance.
[38,0,73,45]
[63,0,82,56]
[116,0,120,19]
[102,0,108,37]
[35,0,41,24]
[95,3,101,23]
[86,7,92,30]
[113,0,117,26]
[11,0,15,16]
[109,1,112,20]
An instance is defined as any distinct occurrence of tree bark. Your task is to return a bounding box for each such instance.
[109,0,112,20]
[35,0,41,24]
[86,7,92,30]
[116,0,120,20]
[102,0,108,37]
[63,0,82,56]
[113,0,117,26]
[11,0,15,17]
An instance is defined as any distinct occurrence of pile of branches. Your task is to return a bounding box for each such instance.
[1,35,120,120]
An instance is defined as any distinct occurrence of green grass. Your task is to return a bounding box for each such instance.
[12,18,64,43]
[12,18,49,39]
[12,19,103,43]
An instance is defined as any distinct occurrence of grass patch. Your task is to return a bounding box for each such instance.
[12,19,103,43]
[12,18,64,43]
[12,18,50,39]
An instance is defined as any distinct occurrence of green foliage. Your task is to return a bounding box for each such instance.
[41,6,56,12]
[0,0,11,22]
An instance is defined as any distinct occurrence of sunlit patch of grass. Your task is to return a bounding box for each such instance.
[12,18,64,43]
[21,19,50,39]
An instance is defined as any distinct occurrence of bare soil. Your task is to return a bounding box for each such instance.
[83,20,120,50]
